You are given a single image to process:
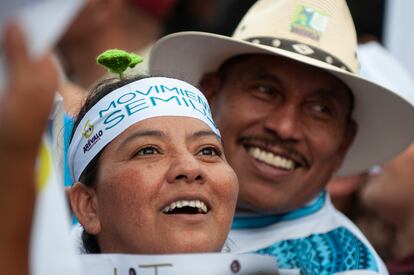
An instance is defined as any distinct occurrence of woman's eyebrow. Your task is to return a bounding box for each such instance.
[120,130,166,147]
[190,130,221,142]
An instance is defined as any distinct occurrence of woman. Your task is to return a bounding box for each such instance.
[68,75,239,254]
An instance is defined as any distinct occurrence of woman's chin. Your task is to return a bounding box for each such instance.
[154,239,223,254]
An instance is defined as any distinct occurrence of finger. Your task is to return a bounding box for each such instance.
[38,54,59,95]
[30,54,58,128]
[13,54,58,146]
[4,22,31,78]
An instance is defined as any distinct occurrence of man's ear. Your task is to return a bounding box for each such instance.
[334,119,358,172]
[69,183,101,235]
[199,73,221,102]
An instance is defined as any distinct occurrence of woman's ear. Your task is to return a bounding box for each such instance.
[69,182,101,235]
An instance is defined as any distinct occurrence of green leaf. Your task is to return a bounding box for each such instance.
[96,49,143,79]
[128,53,143,68]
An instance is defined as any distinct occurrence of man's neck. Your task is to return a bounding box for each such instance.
[236,192,325,215]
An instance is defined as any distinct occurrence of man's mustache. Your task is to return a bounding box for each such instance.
[237,135,310,168]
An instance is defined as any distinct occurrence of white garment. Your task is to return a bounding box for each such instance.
[228,193,388,275]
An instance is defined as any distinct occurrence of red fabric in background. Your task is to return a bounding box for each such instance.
[387,254,414,275]
[129,0,177,19]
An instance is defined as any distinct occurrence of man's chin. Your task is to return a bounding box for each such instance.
[234,178,295,213]
[236,195,293,214]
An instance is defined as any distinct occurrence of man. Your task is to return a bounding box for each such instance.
[149,0,414,274]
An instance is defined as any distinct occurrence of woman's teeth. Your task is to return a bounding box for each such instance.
[162,200,208,214]
[248,147,295,170]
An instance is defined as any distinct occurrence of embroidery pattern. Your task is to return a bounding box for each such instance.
[257,227,378,275]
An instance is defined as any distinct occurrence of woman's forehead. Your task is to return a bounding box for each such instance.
[116,117,217,143]
[130,116,212,130]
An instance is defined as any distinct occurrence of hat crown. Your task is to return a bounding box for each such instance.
[233,0,359,74]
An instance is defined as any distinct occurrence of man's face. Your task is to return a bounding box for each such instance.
[202,54,356,213]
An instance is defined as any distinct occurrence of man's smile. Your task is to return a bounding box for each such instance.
[247,146,295,170]
[238,136,309,172]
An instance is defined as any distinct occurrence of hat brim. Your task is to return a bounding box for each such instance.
[149,31,414,176]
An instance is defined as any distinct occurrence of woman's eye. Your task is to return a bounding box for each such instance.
[135,146,159,156]
[199,146,221,156]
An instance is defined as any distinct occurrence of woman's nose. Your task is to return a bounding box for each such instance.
[166,153,205,184]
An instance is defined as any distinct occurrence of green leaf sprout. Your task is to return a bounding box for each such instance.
[96,49,143,79]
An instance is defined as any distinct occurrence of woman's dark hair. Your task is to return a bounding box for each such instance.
[71,75,151,253]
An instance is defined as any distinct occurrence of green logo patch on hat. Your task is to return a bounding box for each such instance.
[290,5,329,41]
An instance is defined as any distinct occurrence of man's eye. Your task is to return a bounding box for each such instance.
[306,102,337,121]
[136,146,159,156]
[199,146,221,156]
[312,104,332,115]
[250,84,280,99]
[255,85,273,94]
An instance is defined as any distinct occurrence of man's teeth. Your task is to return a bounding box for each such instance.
[162,200,208,214]
[248,147,295,170]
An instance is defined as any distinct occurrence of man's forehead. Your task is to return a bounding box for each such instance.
[221,54,349,87]
[216,53,354,111]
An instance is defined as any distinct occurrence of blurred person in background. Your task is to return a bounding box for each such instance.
[362,143,414,274]
[56,0,176,89]
[327,173,396,261]
[0,22,58,275]
[327,173,368,216]
[0,1,88,274]
[327,40,414,273]
[164,0,256,36]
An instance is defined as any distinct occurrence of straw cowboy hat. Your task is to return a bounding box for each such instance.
[149,0,414,176]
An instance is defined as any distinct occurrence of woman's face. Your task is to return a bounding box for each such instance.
[80,116,238,254]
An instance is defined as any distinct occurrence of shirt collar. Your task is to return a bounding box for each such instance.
[231,191,326,229]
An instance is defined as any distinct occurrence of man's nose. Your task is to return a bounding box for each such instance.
[263,104,303,142]
[166,153,205,184]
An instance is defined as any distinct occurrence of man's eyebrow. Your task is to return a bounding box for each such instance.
[255,69,283,85]
[313,88,348,102]
[119,130,166,148]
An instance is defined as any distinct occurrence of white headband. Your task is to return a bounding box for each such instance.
[68,77,220,182]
